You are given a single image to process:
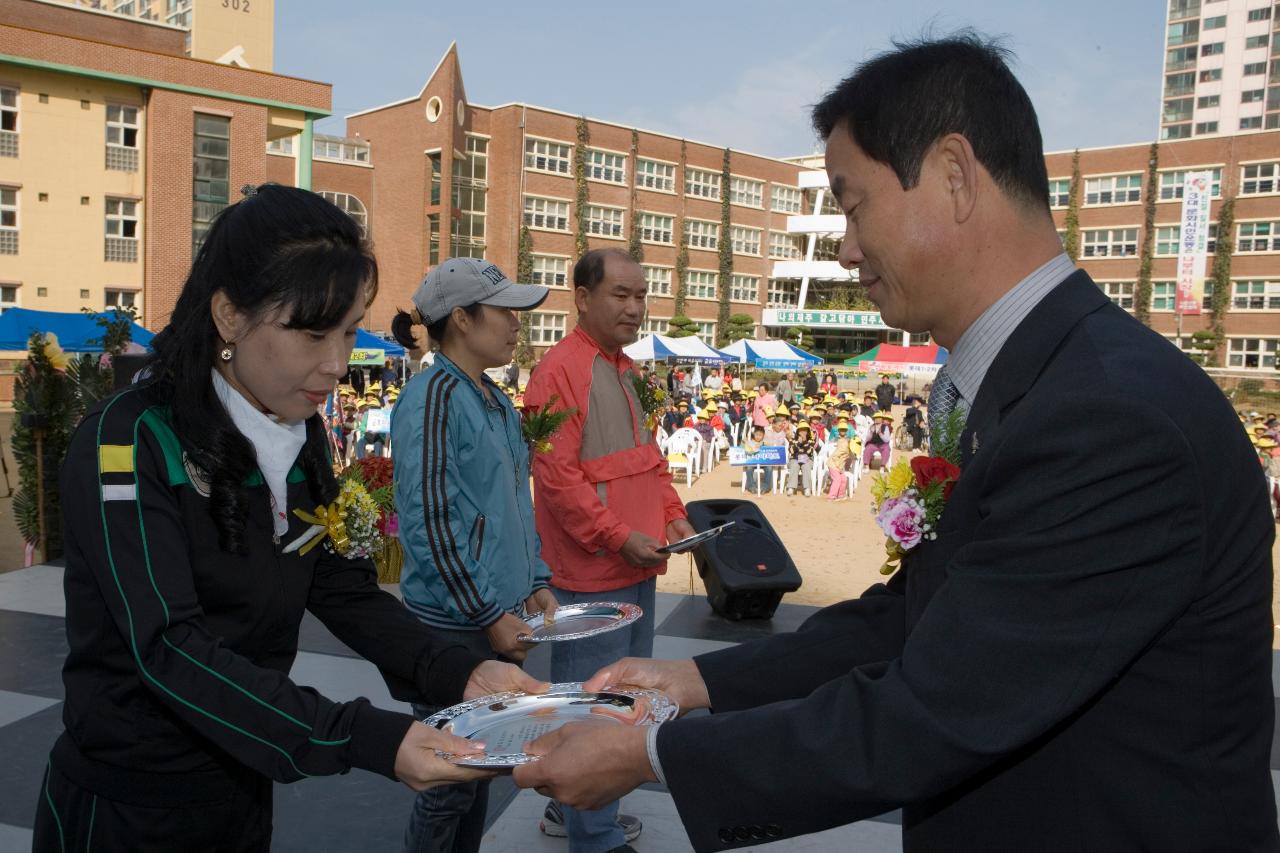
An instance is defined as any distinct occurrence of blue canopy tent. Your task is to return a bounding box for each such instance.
[0,308,155,352]
[717,338,823,371]
[349,328,406,365]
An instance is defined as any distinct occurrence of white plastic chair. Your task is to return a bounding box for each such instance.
[811,442,834,496]
[668,428,705,486]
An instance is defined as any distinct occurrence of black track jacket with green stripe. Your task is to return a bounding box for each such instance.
[53,386,484,794]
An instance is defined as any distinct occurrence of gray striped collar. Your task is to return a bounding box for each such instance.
[944,254,1076,407]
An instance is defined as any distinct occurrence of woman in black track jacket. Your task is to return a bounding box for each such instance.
[32,185,543,853]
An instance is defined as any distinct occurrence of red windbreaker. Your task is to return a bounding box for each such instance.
[525,327,688,592]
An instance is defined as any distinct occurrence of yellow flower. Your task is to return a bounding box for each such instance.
[535,440,554,454]
[42,333,70,372]
[885,460,914,498]
[654,389,666,401]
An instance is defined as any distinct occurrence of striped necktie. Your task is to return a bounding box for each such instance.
[928,367,960,449]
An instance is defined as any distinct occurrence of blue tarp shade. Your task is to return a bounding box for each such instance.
[355,328,405,357]
[0,308,155,352]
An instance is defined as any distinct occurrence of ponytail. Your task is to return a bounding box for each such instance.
[391,308,418,350]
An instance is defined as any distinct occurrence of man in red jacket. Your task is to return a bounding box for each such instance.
[524,247,694,853]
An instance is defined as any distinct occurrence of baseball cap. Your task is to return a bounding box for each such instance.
[410,258,548,325]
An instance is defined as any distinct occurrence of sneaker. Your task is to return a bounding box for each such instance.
[540,801,642,842]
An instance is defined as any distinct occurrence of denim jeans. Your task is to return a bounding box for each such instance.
[403,627,497,853]
[549,577,657,853]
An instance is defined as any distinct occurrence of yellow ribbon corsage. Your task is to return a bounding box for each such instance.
[289,503,350,556]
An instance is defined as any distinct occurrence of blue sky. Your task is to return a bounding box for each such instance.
[277,0,1166,158]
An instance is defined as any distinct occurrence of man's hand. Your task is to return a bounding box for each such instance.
[393,721,495,791]
[523,588,558,623]
[511,721,654,809]
[584,657,710,715]
[665,518,696,545]
[619,530,664,567]
[484,612,536,662]
[464,659,549,700]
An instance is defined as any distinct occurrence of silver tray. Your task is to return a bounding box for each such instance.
[424,682,678,768]
[517,601,642,643]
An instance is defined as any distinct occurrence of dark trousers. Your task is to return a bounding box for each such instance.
[33,759,272,853]
[403,626,501,853]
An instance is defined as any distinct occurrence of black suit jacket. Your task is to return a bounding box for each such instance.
[658,272,1278,852]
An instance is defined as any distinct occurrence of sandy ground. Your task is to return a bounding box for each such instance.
[654,407,1280,650]
[655,429,926,606]
[2,407,1279,647]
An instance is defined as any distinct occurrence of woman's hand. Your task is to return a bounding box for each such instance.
[393,722,496,791]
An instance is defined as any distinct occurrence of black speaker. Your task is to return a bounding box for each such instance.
[684,499,802,621]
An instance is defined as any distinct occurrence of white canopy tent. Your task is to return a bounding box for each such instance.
[623,334,730,363]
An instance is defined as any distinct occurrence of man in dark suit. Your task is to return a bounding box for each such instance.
[513,35,1277,853]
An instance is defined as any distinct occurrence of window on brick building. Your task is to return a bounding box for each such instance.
[524,138,572,175]
[642,265,672,296]
[1084,174,1142,205]
[585,149,627,185]
[686,270,717,300]
[636,158,675,192]
[318,191,368,237]
[728,176,763,208]
[1159,167,1222,199]
[1237,220,1280,252]
[530,255,569,288]
[685,167,721,200]
[685,219,719,250]
[105,198,138,262]
[524,196,570,232]
[730,225,761,256]
[1082,228,1139,257]
[767,231,802,259]
[105,104,139,172]
[0,87,17,158]
[585,204,624,238]
[105,289,139,311]
[1047,178,1071,208]
[771,185,803,213]
[193,113,230,253]
[638,212,673,244]
[729,274,759,303]
[528,312,567,345]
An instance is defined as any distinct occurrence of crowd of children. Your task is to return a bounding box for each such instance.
[654,368,918,501]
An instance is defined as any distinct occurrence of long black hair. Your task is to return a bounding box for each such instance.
[146,184,378,554]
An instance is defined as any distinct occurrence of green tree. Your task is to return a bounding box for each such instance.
[1133,142,1159,327]
[783,325,812,347]
[716,147,733,345]
[628,128,643,263]
[514,225,535,367]
[1063,150,1082,263]
[1205,194,1236,367]
[667,315,698,338]
[724,313,755,343]
[674,140,689,315]
[574,116,590,259]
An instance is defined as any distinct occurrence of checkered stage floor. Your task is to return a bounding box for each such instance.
[0,563,1276,852]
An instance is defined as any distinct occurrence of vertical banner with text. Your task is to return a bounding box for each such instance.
[1175,171,1213,316]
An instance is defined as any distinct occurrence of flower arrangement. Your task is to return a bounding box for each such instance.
[291,479,383,560]
[631,373,667,432]
[869,409,965,576]
[521,393,577,454]
[343,455,397,537]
